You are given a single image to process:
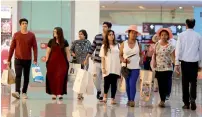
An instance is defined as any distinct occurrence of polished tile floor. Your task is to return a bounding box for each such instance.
[1,79,202,117]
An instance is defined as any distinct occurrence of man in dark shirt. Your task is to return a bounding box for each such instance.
[7,18,38,99]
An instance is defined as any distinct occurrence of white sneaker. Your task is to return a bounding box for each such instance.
[12,92,20,99]
[22,93,28,99]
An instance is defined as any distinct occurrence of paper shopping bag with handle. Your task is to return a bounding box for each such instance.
[32,64,44,83]
[68,63,81,82]
[86,72,95,95]
[8,68,15,84]
[73,68,88,94]
[140,70,153,102]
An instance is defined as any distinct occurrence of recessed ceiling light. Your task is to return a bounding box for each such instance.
[179,7,183,9]
[101,6,106,8]
[139,6,145,9]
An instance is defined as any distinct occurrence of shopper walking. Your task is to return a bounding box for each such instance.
[84,22,112,101]
[99,30,121,105]
[70,29,91,100]
[46,27,71,100]
[175,19,202,110]
[119,25,142,107]
[7,18,38,99]
[153,28,175,108]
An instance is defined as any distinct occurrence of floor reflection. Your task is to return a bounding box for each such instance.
[1,80,202,117]
[45,101,67,117]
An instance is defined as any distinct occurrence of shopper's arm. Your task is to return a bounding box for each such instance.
[171,50,175,65]
[70,41,76,57]
[65,47,71,62]
[65,40,71,62]
[175,35,181,66]
[84,37,97,64]
[119,42,126,63]
[99,45,106,74]
[46,47,51,62]
[32,34,38,64]
[7,33,16,63]
[199,35,202,68]
[139,43,143,65]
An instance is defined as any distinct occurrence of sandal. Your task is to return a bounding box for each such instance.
[102,98,107,104]
[111,100,117,105]
[158,101,165,108]
[52,95,56,100]
[77,94,84,100]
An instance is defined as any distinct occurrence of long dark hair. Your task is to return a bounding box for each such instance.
[79,29,88,39]
[103,30,116,56]
[53,27,65,48]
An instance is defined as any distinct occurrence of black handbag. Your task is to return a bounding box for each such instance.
[121,54,136,78]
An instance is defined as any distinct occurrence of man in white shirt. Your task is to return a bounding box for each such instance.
[175,19,202,110]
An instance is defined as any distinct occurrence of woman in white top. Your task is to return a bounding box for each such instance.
[99,30,121,105]
[119,25,142,107]
[152,28,175,107]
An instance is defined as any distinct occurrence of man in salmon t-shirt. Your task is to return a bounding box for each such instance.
[7,18,38,99]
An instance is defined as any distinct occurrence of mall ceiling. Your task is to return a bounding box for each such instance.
[100,1,202,11]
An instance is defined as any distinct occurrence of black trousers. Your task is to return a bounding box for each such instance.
[181,61,198,105]
[155,71,173,102]
[104,74,119,99]
[15,59,31,94]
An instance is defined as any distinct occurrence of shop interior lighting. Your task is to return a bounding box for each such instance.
[179,7,183,9]
[139,6,145,9]
[101,6,106,8]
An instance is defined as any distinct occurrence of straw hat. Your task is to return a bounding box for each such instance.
[156,28,173,39]
[125,25,141,36]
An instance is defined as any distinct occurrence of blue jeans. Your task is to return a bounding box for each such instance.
[126,69,140,101]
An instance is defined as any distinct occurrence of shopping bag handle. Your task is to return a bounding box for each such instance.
[32,63,39,67]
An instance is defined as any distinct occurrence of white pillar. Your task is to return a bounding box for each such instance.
[73,0,100,43]
[72,0,100,114]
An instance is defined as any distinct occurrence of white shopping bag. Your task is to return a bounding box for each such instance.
[117,77,126,93]
[73,69,89,94]
[68,63,81,82]
[140,70,153,102]
[32,64,44,83]
[86,73,95,95]
[1,70,9,85]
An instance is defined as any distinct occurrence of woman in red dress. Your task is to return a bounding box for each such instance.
[46,27,71,100]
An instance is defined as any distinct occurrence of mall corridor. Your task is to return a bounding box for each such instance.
[1,79,202,117]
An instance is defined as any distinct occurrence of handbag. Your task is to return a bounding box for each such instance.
[121,54,136,78]
[1,68,15,85]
